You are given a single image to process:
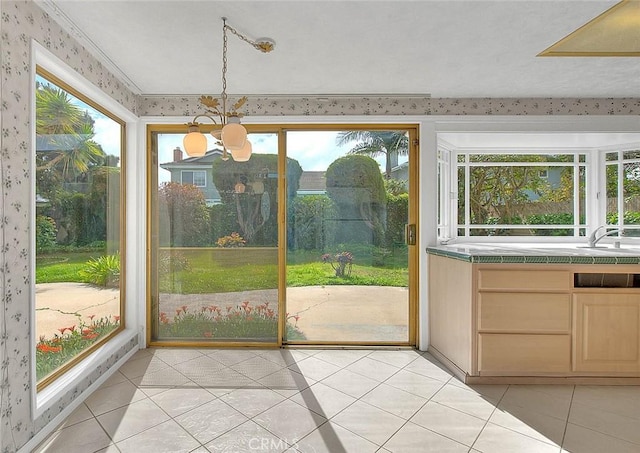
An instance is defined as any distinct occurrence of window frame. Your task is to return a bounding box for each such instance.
[33,66,127,391]
[181,169,207,187]
[455,151,588,238]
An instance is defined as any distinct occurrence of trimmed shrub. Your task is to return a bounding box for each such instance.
[36,215,58,251]
[80,254,120,287]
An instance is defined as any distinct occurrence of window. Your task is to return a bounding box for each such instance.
[182,170,206,187]
[605,150,640,237]
[442,151,587,238]
[34,68,124,389]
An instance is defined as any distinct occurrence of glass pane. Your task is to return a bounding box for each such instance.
[152,132,279,343]
[459,154,583,237]
[35,74,123,384]
[623,160,640,235]
[286,130,409,343]
[606,163,618,224]
[457,166,465,225]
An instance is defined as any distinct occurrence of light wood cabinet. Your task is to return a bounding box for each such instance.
[428,256,640,382]
[573,292,640,373]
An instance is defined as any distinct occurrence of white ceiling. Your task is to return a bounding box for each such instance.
[42,0,639,98]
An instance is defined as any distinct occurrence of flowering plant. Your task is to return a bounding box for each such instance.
[321,251,353,277]
[216,232,246,248]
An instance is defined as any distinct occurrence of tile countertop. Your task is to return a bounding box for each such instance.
[426,243,640,264]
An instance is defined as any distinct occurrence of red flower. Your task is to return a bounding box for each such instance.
[37,344,62,353]
[87,315,95,321]
[82,333,99,340]
[113,316,120,322]
[203,332,212,338]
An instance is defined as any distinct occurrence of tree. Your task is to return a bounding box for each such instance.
[211,154,303,244]
[326,154,386,245]
[336,130,409,178]
[35,84,106,182]
[158,182,211,246]
[462,155,549,228]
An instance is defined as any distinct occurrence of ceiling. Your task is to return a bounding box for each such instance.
[41,0,639,98]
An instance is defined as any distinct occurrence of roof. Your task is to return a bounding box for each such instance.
[298,171,326,192]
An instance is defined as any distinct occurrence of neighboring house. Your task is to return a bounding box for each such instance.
[297,171,327,196]
[160,147,224,205]
[524,167,563,201]
[389,161,409,183]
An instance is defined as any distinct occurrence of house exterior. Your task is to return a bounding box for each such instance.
[160,147,224,205]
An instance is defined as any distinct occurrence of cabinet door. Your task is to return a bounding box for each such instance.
[573,293,640,373]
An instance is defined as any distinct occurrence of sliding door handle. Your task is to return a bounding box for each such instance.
[405,224,416,245]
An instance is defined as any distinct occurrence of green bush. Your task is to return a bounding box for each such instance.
[158,182,211,247]
[607,211,640,225]
[80,254,120,287]
[36,215,58,251]
[386,192,408,247]
[326,155,386,246]
[158,250,191,275]
[290,195,337,250]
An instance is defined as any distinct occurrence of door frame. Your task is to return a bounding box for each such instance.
[146,123,419,348]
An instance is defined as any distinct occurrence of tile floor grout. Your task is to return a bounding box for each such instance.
[36,348,640,453]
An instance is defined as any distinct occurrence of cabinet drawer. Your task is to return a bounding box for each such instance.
[478,292,571,333]
[478,269,570,291]
[478,333,571,375]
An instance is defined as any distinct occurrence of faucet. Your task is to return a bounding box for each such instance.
[588,226,624,247]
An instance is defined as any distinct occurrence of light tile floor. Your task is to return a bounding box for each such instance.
[36,348,640,453]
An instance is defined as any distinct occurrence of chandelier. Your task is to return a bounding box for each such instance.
[183,18,275,161]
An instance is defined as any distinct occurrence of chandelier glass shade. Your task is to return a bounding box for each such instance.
[183,18,274,160]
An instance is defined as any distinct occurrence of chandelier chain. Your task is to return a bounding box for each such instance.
[225,24,266,53]
[222,19,228,114]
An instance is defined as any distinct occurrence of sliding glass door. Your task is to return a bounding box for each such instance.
[148,127,280,345]
[148,124,417,346]
[285,128,416,344]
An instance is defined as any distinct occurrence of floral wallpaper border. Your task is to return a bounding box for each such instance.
[140,95,640,117]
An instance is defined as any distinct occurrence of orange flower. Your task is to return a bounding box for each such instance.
[87,315,95,321]
[37,344,61,353]
[203,332,212,338]
[82,333,99,340]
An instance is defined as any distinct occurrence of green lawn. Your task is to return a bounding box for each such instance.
[38,248,409,293]
[36,251,104,284]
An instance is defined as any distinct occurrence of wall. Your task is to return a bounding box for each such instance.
[1,1,639,451]
[0,1,139,451]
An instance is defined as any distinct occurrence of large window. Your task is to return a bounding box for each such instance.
[449,152,587,238]
[34,68,125,388]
